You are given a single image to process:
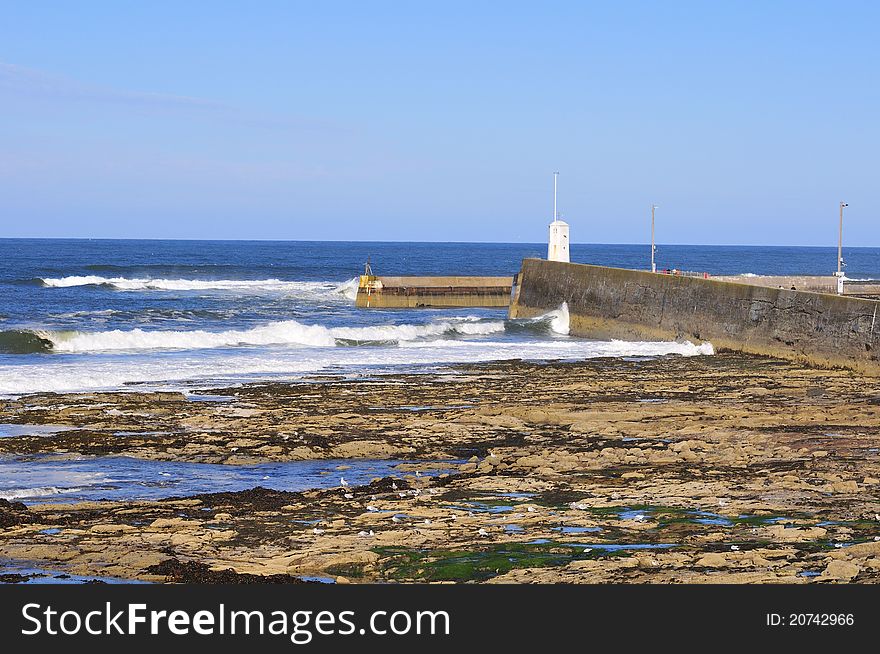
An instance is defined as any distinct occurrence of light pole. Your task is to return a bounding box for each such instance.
[651,204,658,273]
[837,201,848,277]
[836,201,848,295]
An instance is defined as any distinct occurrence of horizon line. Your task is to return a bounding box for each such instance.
[0,237,878,249]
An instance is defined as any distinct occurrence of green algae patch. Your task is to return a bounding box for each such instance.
[324,562,369,578]
[375,542,619,582]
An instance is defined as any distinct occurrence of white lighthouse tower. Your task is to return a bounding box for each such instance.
[547,171,570,262]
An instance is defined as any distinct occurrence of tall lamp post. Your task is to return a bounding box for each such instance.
[836,201,848,295]
[651,204,658,273]
[837,201,848,277]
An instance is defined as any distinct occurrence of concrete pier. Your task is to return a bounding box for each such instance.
[509,259,880,374]
[711,275,837,293]
[356,275,513,308]
[711,274,880,298]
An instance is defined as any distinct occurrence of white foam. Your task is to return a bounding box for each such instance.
[0,486,70,500]
[513,303,570,334]
[41,275,114,288]
[49,321,338,352]
[45,317,507,353]
[0,336,715,395]
[604,339,715,357]
[332,319,505,342]
[549,302,570,335]
[40,276,359,299]
[335,278,359,301]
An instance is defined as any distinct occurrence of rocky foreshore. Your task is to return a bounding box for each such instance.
[2,352,880,583]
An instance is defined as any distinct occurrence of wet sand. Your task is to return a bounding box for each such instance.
[2,352,880,583]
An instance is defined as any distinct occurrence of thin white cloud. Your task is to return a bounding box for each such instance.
[0,62,227,111]
[0,62,346,133]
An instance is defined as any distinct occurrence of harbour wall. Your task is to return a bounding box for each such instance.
[509,259,880,374]
[711,274,880,298]
[711,275,837,293]
[356,275,513,308]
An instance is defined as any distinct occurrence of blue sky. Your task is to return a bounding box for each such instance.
[0,1,877,245]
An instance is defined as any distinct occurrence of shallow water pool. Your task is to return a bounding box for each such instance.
[0,455,451,504]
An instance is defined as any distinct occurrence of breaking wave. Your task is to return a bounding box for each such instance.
[0,336,716,395]
[335,278,359,300]
[0,329,54,354]
[38,276,360,300]
[0,305,647,356]
[0,485,72,501]
[0,297,716,394]
[0,317,509,354]
[0,305,577,355]
[505,302,569,336]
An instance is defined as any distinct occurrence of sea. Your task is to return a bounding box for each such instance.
[1,239,878,397]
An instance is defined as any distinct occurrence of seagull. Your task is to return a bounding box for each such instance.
[313,527,325,535]
[392,482,398,490]
[391,515,403,523]
[477,528,489,537]
[730,545,740,551]
[367,505,379,512]
[357,530,374,537]
[415,471,422,477]
[424,519,432,525]
[583,547,593,553]
[527,506,536,513]
[340,477,349,487]
[633,514,646,522]
[344,493,354,499]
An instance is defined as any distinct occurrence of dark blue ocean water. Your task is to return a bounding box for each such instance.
[0,239,877,395]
